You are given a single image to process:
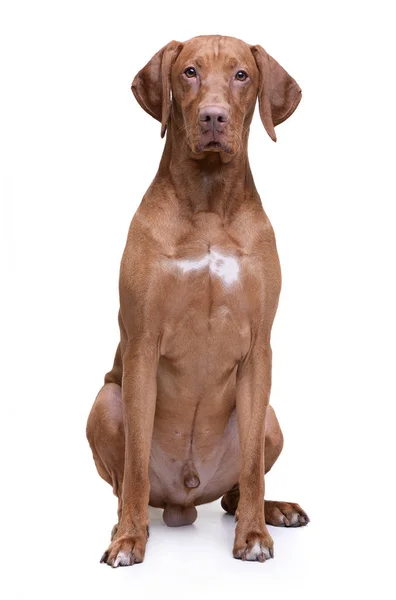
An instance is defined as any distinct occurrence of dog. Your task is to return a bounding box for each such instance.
[87,34,308,567]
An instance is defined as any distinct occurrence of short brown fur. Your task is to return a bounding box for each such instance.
[87,34,308,567]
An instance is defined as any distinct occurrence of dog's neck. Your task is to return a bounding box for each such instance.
[156,122,260,218]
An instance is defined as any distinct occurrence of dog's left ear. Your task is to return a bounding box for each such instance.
[251,45,301,142]
[131,41,183,138]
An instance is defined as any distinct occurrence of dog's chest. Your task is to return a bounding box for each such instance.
[163,213,247,300]
[157,212,256,361]
[170,247,240,287]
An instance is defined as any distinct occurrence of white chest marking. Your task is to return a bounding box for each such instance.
[172,249,240,287]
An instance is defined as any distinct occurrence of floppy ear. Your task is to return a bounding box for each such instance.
[131,41,183,138]
[251,45,301,142]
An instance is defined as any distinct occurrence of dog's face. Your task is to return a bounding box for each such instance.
[170,37,260,156]
[132,35,301,158]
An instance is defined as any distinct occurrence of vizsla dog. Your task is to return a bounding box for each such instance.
[87,34,308,567]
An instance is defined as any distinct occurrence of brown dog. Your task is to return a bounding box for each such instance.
[86,34,308,567]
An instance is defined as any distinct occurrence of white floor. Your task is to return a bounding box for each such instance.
[3,374,394,600]
[5,459,392,600]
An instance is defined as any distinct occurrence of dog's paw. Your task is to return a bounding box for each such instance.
[233,529,274,562]
[265,501,309,527]
[100,532,147,568]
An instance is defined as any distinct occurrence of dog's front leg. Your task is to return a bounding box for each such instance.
[233,342,274,562]
[101,337,158,567]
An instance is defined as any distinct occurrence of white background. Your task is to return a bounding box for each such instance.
[1,1,395,598]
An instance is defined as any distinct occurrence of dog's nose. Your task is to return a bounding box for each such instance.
[199,105,229,131]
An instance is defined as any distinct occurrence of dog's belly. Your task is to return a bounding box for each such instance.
[149,406,240,508]
[148,237,252,508]
[149,326,244,508]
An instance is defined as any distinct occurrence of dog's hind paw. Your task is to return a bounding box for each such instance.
[265,500,309,527]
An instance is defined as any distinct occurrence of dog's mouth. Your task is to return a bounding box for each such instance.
[205,141,223,150]
[194,136,232,155]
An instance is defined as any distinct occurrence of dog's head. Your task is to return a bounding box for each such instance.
[132,35,301,157]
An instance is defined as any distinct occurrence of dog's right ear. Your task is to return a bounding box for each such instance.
[131,41,183,138]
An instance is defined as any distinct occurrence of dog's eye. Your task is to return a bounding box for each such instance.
[184,67,197,78]
[235,70,248,81]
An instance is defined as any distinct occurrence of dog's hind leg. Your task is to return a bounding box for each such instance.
[221,406,309,527]
[86,381,125,539]
[222,488,309,527]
